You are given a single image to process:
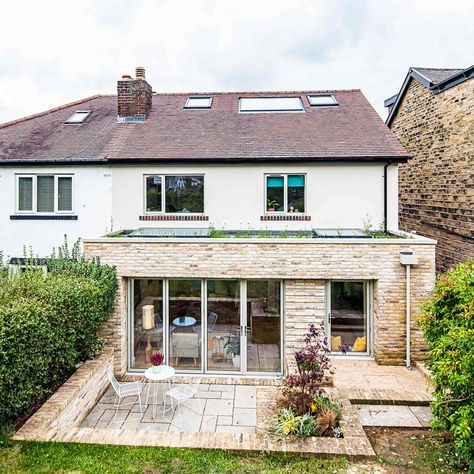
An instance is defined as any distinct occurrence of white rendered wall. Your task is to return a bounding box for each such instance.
[0,166,112,259]
[111,163,399,233]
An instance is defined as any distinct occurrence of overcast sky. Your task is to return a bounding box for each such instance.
[0,0,472,123]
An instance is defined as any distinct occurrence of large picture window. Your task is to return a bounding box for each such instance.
[265,174,305,213]
[145,175,204,214]
[16,175,73,214]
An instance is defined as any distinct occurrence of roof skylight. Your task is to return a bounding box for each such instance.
[184,97,213,109]
[65,110,92,124]
[307,94,338,106]
[239,97,304,113]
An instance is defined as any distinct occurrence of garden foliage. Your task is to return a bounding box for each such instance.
[0,240,118,425]
[419,260,474,470]
[272,323,341,438]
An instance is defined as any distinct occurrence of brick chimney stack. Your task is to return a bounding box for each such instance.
[117,66,152,122]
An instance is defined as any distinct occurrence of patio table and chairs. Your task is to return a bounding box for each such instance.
[144,365,176,419]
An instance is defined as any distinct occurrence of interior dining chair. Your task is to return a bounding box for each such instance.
[192,311,218,335]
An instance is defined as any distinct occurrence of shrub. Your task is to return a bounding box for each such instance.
[315,407,339,436]
[418,260,474,470]
[271,408,317,438]
[0,240,118,425]
[282,322,333,414]
[273,323,341,438]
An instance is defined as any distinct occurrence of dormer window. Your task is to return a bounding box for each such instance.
[239,97,304,113]
[184,97,213,109]
[65,110,92,124]
[307,95,338,107]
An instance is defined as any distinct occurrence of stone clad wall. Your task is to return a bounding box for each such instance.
[83,238,435,371]
[14,347,114,440]
[390,78,474,271]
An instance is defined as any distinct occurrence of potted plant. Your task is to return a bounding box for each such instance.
[267,199,278,212]
[150,352,164,373]
[224,333,241,368]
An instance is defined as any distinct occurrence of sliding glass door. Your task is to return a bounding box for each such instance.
[246,280,282,373]
[168,279,202,371]
[130,279,164,370]
[206,280,241,372]
[129,278,283,374]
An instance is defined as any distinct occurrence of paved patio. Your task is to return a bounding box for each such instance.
[81,382,257,434]
[333,359,432,392]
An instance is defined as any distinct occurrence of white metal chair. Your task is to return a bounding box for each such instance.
[163,379,203,429]
[108,371,144,423]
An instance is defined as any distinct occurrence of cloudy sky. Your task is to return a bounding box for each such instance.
[0,0,472,123]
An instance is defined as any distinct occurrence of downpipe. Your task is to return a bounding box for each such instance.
[405,263,412,370]
[400,251,418,370]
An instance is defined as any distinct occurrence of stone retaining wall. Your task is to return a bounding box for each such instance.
[14,347,114,440]
[83,237,435,371]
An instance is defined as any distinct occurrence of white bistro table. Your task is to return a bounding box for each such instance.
[172,316,197,327]
[144,365,175,419]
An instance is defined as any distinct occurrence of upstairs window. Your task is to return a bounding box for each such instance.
[265,174,305,213]
[184,97,213,109]
[65,110,91,124]
[239,97,304,113]
[17,175,73,214]
[145,175,204,214]
[307,94,338,106]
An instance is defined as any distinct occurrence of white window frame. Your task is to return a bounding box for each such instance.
[307,94,338,107]
[239,97,304,113]
[144,174,205,215]
[65,110,92,124]
[184,97,213,109]
[15,174,74,215]
[264,173,306,215]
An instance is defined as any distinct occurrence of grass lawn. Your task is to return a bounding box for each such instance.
[0,428,465,473]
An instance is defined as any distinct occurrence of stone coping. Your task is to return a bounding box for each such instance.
[84,232,436,245]
[338,388,434,406]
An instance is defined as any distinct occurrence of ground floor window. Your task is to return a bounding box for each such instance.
[129,279,283,374]
[327,281,371,355]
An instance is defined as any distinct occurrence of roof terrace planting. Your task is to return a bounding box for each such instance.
[104,227,409,239]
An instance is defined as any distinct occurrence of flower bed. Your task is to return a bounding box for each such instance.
[270,323,342,439]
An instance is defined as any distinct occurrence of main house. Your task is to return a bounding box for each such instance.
[0,67,435,377]
[385,66,473,272]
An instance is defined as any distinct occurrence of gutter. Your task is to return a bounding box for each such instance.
[0,156,410,166]
[383,161,393,233]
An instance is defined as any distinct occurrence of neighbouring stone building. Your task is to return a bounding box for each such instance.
[385,66,474,272]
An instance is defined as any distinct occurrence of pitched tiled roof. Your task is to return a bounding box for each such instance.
[0,90,409,163]
[386,65,473,126]
[413,67,465,85]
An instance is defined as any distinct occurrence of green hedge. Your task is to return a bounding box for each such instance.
[0,244,117,425]
[419,259,474,470]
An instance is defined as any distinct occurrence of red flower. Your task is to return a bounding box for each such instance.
[150,352,164,366]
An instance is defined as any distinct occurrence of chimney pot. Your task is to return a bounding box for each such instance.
[136,66,146,80]
[121,74,132,80]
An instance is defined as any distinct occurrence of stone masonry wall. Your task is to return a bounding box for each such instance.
[83,239,435,370]
[14,347,113,441]
[390,78,474,272]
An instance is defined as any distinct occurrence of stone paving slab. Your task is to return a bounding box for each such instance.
[354,404,433,427]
